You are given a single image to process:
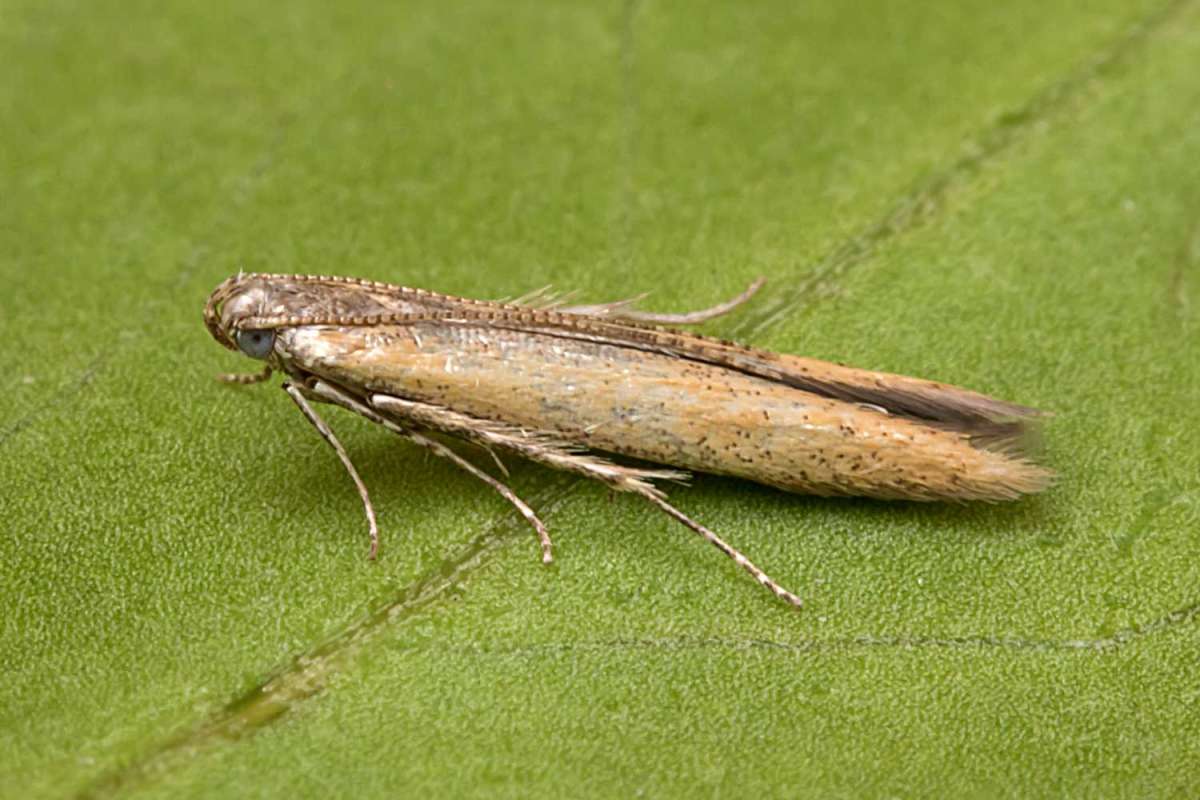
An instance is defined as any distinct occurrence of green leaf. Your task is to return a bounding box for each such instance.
[2,1,1197,797]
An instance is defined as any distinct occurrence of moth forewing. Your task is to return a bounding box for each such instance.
[281,321,1049,502]
[205,273,1053,609]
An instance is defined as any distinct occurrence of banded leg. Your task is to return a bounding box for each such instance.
[559,276,765,325]
[367,393,803,609]
[219,365,274,385]
[301,380,553,563]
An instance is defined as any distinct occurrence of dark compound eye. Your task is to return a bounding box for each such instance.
[235,328,276,359]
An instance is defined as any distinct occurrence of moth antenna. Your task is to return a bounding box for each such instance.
[558,294,646,317]
[505,284,553,306]
[642,493,803,608]
[283,382,380,559]
[534,288,582,310]
[562,276,765,325]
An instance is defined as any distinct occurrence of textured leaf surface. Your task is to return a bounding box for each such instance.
[2,1,1198,797]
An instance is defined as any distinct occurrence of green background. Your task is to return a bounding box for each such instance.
[2,1,1198,797]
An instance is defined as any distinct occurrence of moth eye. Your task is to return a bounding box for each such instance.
[235,328,276,359]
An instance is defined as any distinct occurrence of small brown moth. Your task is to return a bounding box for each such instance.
[204,273,1052,608]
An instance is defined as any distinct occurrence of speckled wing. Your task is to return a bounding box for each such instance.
[278,311,1053,503]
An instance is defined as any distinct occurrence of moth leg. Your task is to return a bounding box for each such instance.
[559,276,765,325]
[480,444,510,477]
[218,365,273,385]
[367,394,802,609]
[410,433,552,563]
[283,382,380,559]
[367,394,688,492]
[302,380,554,564]
[642,494,803,608]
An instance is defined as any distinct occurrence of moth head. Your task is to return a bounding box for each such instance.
[232,328,276,360]
[204,272,423,369]
[203,273,288,361]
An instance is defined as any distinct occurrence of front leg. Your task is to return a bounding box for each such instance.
[283,382,380,559]
[301,379,554,563]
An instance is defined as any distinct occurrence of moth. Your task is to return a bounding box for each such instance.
[204,273,1052,608]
